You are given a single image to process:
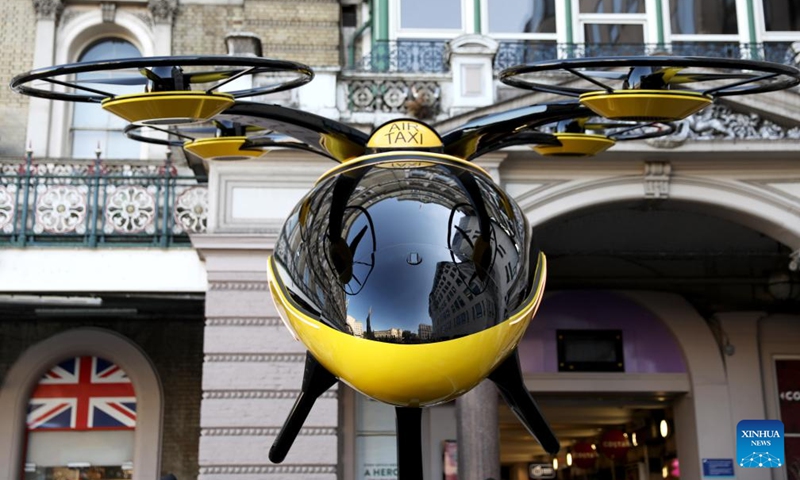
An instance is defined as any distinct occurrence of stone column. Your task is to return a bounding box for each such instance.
[27,0,63,157]
[148,0,175,55]
[446,34,499,117]
[456,380,501,480]
[193,155,337,480]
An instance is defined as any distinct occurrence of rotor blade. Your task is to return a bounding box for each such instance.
[667,72,760,84]
[574,70,629,80]
[139,67,162,82]
[218,102,369,163]
[186,70,244,84]
[73,77,149,86]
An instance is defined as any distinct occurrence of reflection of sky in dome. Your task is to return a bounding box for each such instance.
[346,197,465,332]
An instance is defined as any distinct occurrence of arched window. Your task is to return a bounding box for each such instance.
[24,356,136,480]
[71,39,143,159]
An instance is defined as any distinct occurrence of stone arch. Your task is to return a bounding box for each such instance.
[518,176,800,251]
[515,174,794,477]
[47,9,155,158]
[0,328,163,480]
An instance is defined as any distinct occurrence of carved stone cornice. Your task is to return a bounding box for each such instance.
[205,317,283,327]
[199,465,337,475]
[208,281,268,291]
[647,103,800,149]
[148,0,177,24]
[204,353,305,363]
[33,0,64,21]
[203,390,337,399]
[644,161,672,199]
[200,427,337,436]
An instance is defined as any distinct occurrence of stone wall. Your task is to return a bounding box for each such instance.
[0,0,36,157]
[173,0,341,66]
[0,316,205,480]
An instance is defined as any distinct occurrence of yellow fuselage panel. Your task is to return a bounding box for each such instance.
[579,89,712,121]
[101,91,235,124]
[184,136,265,161]
[267,253,546,407]
[533,133,616,157]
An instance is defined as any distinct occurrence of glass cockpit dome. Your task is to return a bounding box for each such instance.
[268,152,546,406]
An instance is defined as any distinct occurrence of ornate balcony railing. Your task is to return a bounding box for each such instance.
[350,41,798,74]
[0,157,207,247]
[351,40,450,73]
[344,79,442,117]
[494,41,799,71]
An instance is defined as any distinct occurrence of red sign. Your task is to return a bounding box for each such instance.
[777,359,800,434]
[572,441,598,469]
[599,430,630,461]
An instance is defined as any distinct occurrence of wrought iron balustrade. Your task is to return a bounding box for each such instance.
[351,40,450,73]
[0,157,207,247]
[344,79,441,117]
[494,42,799,71]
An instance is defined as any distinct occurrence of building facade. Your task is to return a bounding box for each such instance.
[0,1,799,480]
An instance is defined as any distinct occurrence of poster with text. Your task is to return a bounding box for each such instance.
[443,440,457,480]
[777,359,800,434]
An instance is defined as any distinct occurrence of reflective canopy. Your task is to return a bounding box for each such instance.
[272,154,542,344]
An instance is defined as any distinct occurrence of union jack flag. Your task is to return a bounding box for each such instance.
[27,356,136,431]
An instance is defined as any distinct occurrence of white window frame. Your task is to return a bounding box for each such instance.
[480,0,559,41]
[662,0,747,45]
[754,0,800,42]
[572,0,659,45]
[389,0,472,40]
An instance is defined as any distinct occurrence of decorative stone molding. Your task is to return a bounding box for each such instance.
[644,161,672,199]
[203,390,337,399]
[204,353,305,363]
[148,0,177,24]
[208,281,269,291]
[33,0,64,20]
[205,317,283,327]
[201,427,337,436]
[100,2,116,23]
[647,103,800,148]
[199,465,337,474]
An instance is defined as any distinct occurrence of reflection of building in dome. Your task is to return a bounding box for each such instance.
[428,211,524,340]
[418,323,431,340]
[373,328,403,340]
[346,316,365,337]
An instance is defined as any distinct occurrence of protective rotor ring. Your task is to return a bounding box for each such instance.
[10,55,314,103]
[500,56,800,98]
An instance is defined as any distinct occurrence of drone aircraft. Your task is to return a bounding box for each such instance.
[11,53,800,479]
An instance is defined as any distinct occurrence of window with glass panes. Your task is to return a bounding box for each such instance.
[70,39,143,159]
[355,394,398,480]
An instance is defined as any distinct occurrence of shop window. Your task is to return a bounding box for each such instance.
[70,39,143,159]
[763,0,800,31]
[355,395,397,480]
[669,0,738,35]
[485,0,556,35]
[24,356,136,480]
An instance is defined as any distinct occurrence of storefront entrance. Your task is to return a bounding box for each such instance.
[501,394,679,480]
